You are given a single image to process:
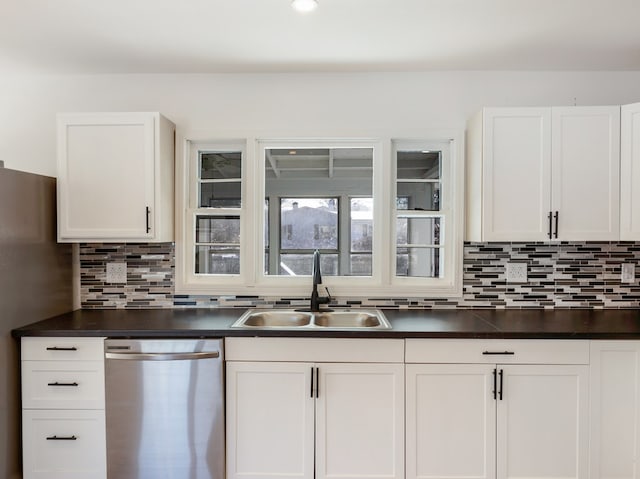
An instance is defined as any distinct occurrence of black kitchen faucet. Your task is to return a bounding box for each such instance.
[310,249,331,312]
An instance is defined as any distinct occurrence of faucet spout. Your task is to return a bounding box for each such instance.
[312,249,322,287]
[310,250,331,312]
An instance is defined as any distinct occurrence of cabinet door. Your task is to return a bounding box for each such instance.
[497,365,589,479]
[551,106,620,240]
[482,108,552,241]
[590,341,640,479]
[226,362,314,479]
[621,103,640,240]
[316,363,404,479]
[57,113,155,240]
[406,364,496,479]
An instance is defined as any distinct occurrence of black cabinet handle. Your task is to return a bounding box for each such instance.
[145,206,151,233]
[47,382,79,387]
[492,368,497,400]
[46,435,77,441]
[482,351,515,355]
[548,211,553,239]
[310,367,319,398]
[498,369,504,400]
[46,346,77,351]
[554,211,559,239]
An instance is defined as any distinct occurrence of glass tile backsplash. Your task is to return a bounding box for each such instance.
[80,242,640,309]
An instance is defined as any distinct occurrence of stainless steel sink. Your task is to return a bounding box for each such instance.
[313,311,386,328]
[232,309,391,330]
[239,311,313,328]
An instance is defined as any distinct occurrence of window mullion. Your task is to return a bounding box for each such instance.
[339,195,349,275]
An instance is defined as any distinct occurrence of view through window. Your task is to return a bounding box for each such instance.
[264,147,373,276]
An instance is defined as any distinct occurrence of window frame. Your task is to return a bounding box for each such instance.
[175,133,464,297]
[392,139,455,285]
[177,140,249,290]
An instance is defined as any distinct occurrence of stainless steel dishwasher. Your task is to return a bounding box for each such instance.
[105,339,224,479]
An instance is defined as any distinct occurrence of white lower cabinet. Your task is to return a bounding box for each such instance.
[590,341,640,479]
[406,339,590,479]
[226,361,314,479]
[497,364,589,479]
[22,409,106,479]
[225,338,405,479]
[20,334,637,479]
[406,363,496,479]
[21,337,106,479]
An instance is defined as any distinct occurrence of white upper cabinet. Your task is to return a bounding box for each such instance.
[57,112,175,242]
[467,106,620,242]
[621,103,640,240]
[467,108,552,241]
[551,107,620,241]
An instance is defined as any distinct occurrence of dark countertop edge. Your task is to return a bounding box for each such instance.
[14,330,640,340]
[11,307,640,340]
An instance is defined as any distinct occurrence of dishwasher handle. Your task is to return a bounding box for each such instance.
[106,351,220,361]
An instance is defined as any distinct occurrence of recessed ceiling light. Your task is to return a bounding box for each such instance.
[291,0,318,13]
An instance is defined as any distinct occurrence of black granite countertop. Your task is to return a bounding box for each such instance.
[10,308,640,339]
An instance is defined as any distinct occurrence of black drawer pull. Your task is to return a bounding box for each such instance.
[47,382,79,387]
[46,347,78,351]
[482,351,515,355]
[46,435,77,441]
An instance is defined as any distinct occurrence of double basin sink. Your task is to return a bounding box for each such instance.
[231,309,391,330]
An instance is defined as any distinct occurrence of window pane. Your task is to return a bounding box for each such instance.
[350,254,372,275]
[350,198,373,252]
[279,254,338,276]
[397,197,410,210]
[396,217,441,246]
[200,152,241,180]
[195,246,240,274]
[199,182,241,208]
[196,216,240,244]
[280,198,338,250]
[397,182,440,211]
[396,247,442,278]
[397,151,441,180]
[264,146,373,277]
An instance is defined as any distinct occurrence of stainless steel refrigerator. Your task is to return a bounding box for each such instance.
[0,166,73,479]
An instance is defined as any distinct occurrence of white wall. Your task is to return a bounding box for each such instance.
[2,71,640,177]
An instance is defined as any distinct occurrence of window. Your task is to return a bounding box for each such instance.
[176,135,463,297]
[394,147,443,278]
[263,145,374,279]
[178,141,247,289]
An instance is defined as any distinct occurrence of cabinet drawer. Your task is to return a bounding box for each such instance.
[22,337,105,361]
[405,339,589,364]
[22,409,106,479]
[22,361,105,409]
[225,337,405,363]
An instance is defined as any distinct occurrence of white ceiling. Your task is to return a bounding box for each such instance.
[2,0,640,74]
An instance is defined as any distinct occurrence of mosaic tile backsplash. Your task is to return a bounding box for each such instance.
[80,242,640,309]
